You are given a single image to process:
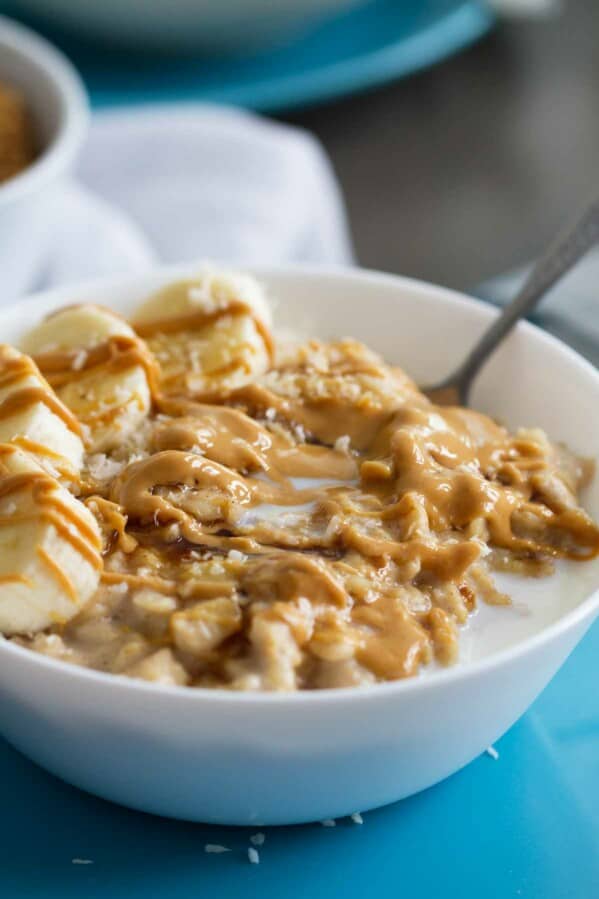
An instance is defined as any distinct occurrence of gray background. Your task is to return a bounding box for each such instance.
[285,0,598,292]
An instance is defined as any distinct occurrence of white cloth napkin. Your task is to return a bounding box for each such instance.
[36,104,353,290]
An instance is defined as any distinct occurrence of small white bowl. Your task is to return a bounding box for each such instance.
[0,264,598,825]
[0,15,88,299]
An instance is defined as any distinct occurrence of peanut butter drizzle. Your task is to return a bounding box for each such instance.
[0,386,82,436]
[6,436,78,483]
[0,469,102,570]
[0,349,83,436]
[110,451,253,526]
[133,296,275,364]
[153,399,357,481]
[353,596,432,679]
[37,546,77,600]
[0,573,33,586]
[11,436,68,462]
[33,333,161,397]
[85,496,137,554]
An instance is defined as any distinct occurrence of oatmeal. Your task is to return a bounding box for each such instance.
[2,271,599,690]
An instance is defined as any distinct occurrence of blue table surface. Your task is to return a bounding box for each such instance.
[1,0,494,112]
[2,617,598,898]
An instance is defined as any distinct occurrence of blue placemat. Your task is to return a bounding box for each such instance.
[2,618,598,898]
[1,0,494,112]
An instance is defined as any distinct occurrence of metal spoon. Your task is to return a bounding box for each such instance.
[424,198,599,405]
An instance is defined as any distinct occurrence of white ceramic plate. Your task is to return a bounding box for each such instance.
[0,263,598,825]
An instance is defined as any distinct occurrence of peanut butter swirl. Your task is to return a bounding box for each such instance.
[33,332,161,397]
[12,295,599,691]
[0,446,102,573]
[0,348,82,436]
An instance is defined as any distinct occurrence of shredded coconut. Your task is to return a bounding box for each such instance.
[350,812,363,825]
[86,454,126,482]
[228,549,247,562]
[204,844,231,854]
[264,407,276,421]
[250,832,265,846]
[485,745,499,760]
[324,515,341,540]
[471,536,491,557]
[71,349,87,371]
[334,435,351,453]
[108,582,129,595]
[188,285,213,308]
[248,847,260,865]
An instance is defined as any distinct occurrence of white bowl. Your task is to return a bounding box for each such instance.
[12,0,366,51]
[0,15,88,299]
[0,264,598,826]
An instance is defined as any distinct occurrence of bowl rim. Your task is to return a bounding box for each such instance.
[0,14,89,207]
[1,261,598,706]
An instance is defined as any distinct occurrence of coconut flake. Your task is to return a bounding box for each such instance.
[228,549,247,563]
[108,582,129,595]
[334,435,351,453]
[71,349,87,371]
[86,453,126,482]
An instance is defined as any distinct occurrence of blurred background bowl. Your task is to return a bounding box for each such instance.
[0,15,88,298]
[10,0,369,52]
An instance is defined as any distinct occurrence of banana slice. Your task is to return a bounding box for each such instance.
[21,304,156,453]
[0,345,84,481]
[0,445,102,635]
[131,269,273,398]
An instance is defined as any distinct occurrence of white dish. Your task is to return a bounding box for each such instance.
[0,263,598,825]
[12,0,366,51]
[0,15,88,299]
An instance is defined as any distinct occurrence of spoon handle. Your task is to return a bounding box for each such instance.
[453,198,599,399]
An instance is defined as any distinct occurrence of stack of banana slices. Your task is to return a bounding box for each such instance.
[0,269,273,637]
